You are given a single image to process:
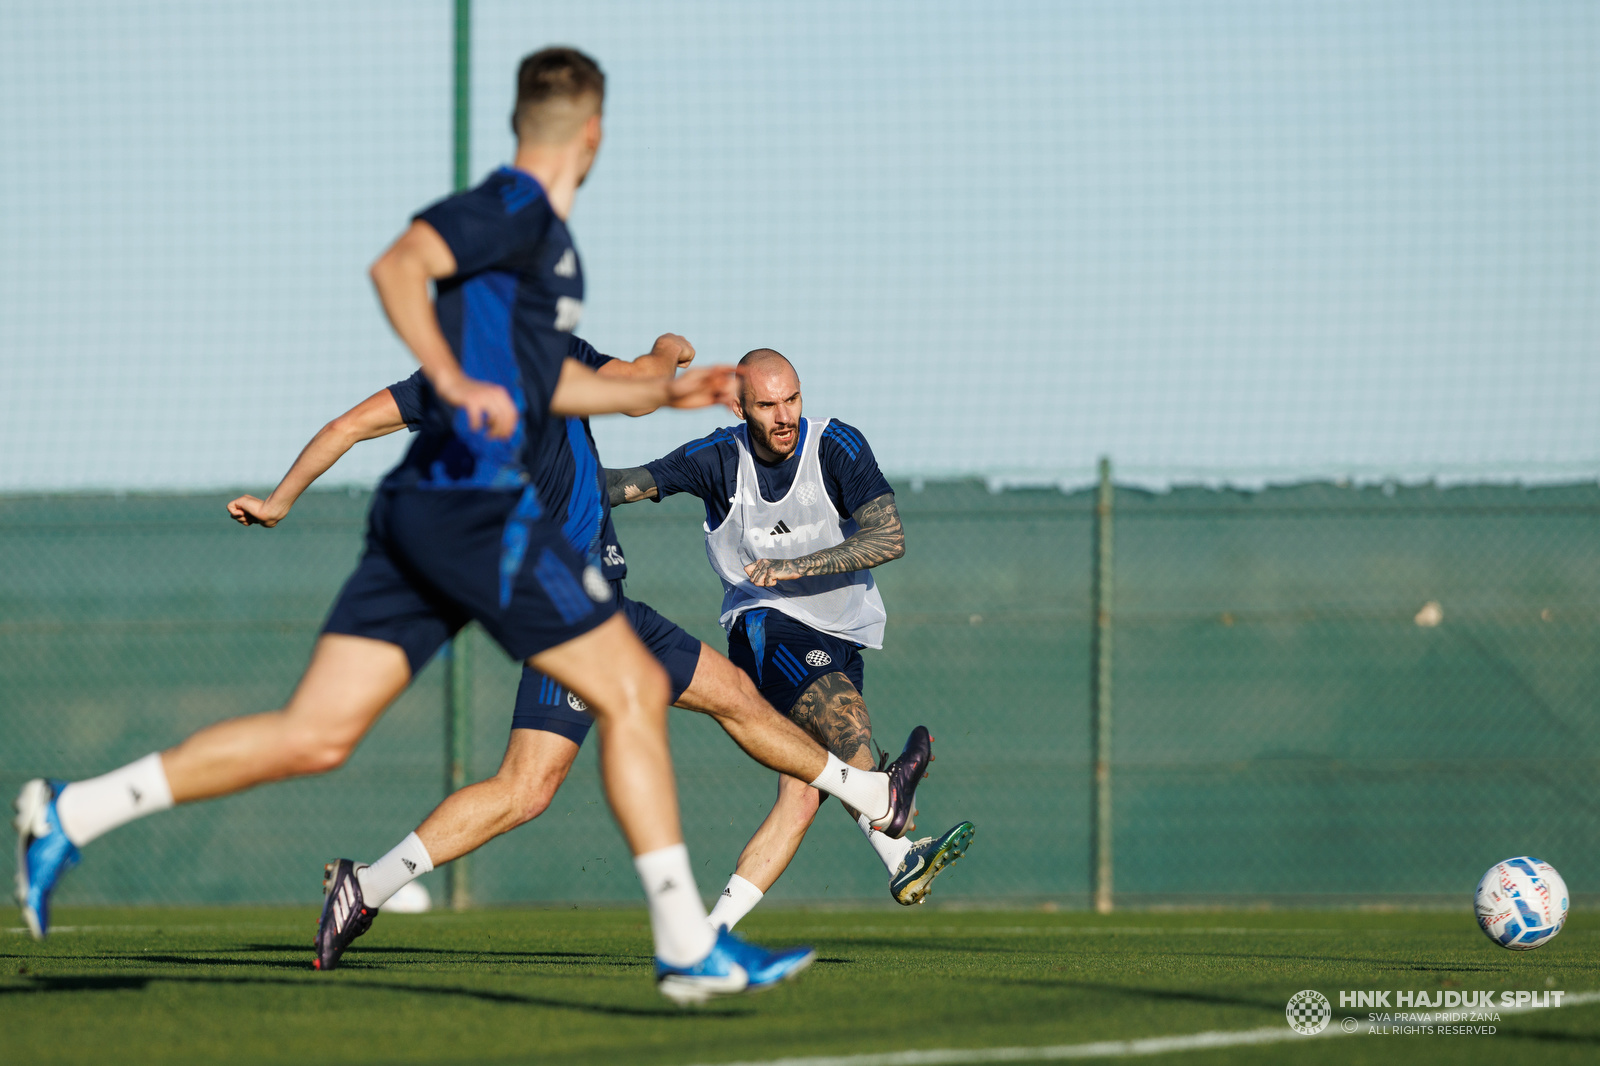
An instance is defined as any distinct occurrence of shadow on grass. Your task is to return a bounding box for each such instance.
[988,975,1280,1014]
[0,973,752,1019]
[1149,948,1510,974]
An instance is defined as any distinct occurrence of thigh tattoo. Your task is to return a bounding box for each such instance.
[791,672,873,764]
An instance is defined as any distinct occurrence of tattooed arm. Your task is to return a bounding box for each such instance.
[744,492,905,587]
[605,466,659,506]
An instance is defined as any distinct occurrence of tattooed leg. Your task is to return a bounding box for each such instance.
[788,672,877,818]
[716,674,898,909]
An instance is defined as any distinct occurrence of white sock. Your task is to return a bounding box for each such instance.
[357,832,434,908]
[634,843,717,967]
[706,874,764,932]
[858,814,914,875]
[55,753,174,846]
[810,753,890,821]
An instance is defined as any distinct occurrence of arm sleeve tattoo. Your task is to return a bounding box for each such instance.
[765,492,905,578]
[606,466,658,507]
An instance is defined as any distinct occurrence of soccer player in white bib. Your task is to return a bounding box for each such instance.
[609,349,976,923]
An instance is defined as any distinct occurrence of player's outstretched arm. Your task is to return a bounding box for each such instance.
[605,466,659,506]
[600,333,695,379]
[226,389,407,527]
[744,492,906,586]
[595,334,697,416]
[550,358,736,419]
[369,220,518,439]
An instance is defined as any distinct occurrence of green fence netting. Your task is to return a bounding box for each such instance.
[3,479,1595,907]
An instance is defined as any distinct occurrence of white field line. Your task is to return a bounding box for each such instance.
[681,991,1600,1066]
[794,926,1351,937]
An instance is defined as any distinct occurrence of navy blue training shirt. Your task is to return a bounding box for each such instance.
[643,418,893,530]
[390,334,631,581]
[379,166,584,497]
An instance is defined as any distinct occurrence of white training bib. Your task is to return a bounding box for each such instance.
[704,418,887,648]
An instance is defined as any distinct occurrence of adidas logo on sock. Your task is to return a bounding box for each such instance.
[657,879,678,894]
[402,859,416,874]
[770,520,791,535]
[722,887,733,897]
[129,785,143,805]
[840,767,849,782]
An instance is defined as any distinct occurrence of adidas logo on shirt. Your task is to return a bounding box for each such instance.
[770,521,791,535]
[553,248,578,278]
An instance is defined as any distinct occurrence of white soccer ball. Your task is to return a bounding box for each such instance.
[1475,856,1567,950]
[383,880,432,914]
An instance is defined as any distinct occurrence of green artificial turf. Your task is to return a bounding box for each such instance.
[3,907,1597,1065]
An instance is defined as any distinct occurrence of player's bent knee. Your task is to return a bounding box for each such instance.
[586,660,670,725]
[281,723,361,776]
[506,776,561,824]
[289,741,353,776]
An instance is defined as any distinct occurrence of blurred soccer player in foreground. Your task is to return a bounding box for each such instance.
[223,330,930,969]
[16,47,805,1004]
[609,349,977,926]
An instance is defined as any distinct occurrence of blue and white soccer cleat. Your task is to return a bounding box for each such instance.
[890,821,976,906]
[14,779,81,940]
[656,926,816,1005]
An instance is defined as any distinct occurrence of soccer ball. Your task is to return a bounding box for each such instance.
[383,880,432,914]
[1474,856,1567,950]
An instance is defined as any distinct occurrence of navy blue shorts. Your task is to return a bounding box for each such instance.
[510,593,704,745]
[323,488,617,672]
[726,608,865,716]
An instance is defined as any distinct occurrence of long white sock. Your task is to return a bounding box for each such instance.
[810,753,890,821]
[357,832,434,908]
[706,874,764,932]
[55,753,174,846]
[634,843,717,967]
[858,814,914,875]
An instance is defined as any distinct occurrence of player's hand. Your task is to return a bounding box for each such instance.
[651,333,695,369]
[437,373,519,439]
[665,365,739,412]
[227,495,287,527]
[744,558,804,586]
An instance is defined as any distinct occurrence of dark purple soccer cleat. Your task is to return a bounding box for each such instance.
[314,858,377,971]
[873,725,933,839]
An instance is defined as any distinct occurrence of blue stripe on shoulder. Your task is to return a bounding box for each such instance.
[823,423,860,460]
[498,169,545,214]
[684,427,734,456]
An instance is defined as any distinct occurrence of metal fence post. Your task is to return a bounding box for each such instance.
[1089,457,1114,914]
[443,0,473,912]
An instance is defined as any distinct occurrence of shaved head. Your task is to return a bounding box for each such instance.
[735,349,803,462]
[737,348,794,376]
